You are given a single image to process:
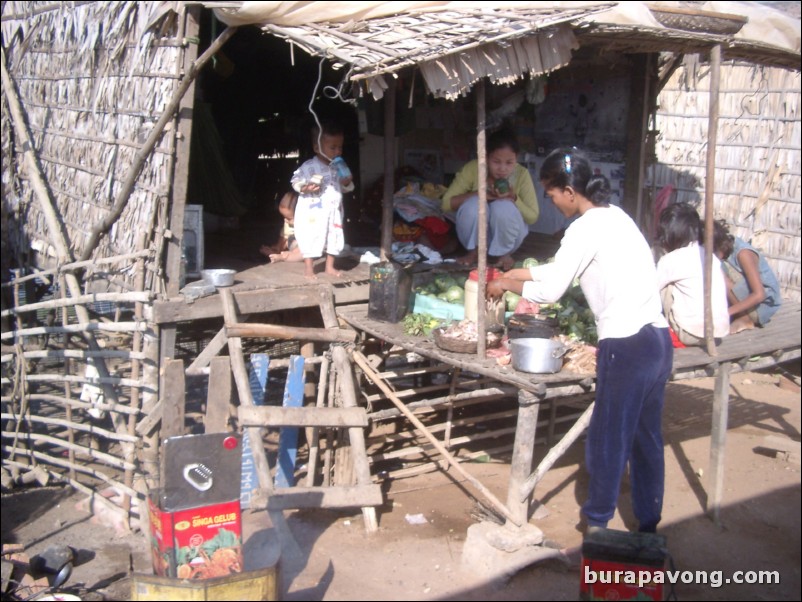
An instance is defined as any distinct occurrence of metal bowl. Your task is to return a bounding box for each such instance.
[201,269,235,288]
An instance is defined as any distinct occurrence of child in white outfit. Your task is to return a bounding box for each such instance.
[291,121,354,278]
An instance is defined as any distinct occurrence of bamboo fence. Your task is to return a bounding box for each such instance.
[652,60,801,301]
[1,2,189,523]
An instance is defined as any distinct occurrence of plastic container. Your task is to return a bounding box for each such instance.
[368,261,412,323]
[330,156,352,180]
[464,268,504,325]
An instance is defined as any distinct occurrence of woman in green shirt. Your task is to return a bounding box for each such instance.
[441,129,539,269]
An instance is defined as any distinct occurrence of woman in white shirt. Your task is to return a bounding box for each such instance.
[488,148,673,533]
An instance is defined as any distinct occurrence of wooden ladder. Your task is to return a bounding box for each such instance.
[220,286,380,533]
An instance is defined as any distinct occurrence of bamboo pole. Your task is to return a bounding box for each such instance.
[0,413,139,443]
[306,355,330,487]
[0,432,136,470]
[704,44,721,357]
[0,250,151,287]
[476,79,488,359]
[78,26,239,261]
[381,77,397,260]
[1,321,148,340]
[0,291,152,318]
[0,393,141,416]
[2,374,151,389]
[351,348,520,526]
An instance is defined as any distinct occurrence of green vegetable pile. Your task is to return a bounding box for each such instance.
[539,285,597,345]
[413,272,469,303]
[402,312,444,336]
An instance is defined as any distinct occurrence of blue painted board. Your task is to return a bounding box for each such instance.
[274,355,306,488]
[240,354,269,509]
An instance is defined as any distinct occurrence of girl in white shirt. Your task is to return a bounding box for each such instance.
[655,202,730,346]
[488,148,673,533]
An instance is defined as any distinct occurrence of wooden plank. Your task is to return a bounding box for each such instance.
[205,356,232,433]
[227,323,356,343]
[239,405,368,428]
[152,284,369,324]
[160,359,185,440]
[275,356,306,489]
[251,484,384,511]
[240,353,269,509]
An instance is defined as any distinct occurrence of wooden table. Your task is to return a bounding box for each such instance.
[338,302,801,528]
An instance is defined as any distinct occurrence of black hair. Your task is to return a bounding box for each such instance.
[487,128,520,155]
[539,147,611,206]
[311,119,344,145]
[713,218,734,260]
[657,202,702,252]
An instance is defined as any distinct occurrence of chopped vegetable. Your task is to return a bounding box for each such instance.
[402,312,443,336]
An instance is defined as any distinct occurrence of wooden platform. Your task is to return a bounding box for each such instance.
[338,302,802,389]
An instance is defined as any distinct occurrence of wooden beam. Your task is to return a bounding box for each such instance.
[239,406,368,428]
[205,356,233,433]
[251,484,384,511]
[161,359,186,440]
[226,323,356,343]
[150,284,369,324]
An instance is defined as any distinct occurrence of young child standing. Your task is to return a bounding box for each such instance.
[291,120,354,278]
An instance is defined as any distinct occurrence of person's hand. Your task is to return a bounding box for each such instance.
[301,182,321,194]
[341,176,353,187]
[487,279,506,299]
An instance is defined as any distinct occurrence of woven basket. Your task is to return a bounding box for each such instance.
[649,6,747,35]
[433,327,502,354]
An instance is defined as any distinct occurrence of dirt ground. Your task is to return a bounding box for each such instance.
[2,365,800,601]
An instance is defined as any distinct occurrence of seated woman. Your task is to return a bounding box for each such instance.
[713,219,782,333]
[656,203,730,346]
[441,128,539,270]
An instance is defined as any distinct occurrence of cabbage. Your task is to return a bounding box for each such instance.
[445,285,465,303]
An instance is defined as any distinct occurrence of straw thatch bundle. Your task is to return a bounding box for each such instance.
[653,60,801,302]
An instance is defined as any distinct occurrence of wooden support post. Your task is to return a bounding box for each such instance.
[506,390,541,526]
[161,359,186,441]
[703,44,721,357]
[206,356,233,432]
[220,288,302,558]
[475,79,488,359]
[306,355,330,487]
[381,78,397,260]
[319,286,379,532]
[707,361,730,527]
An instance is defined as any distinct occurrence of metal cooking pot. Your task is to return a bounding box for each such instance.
[201,268,235,288]
[510,337,568,374]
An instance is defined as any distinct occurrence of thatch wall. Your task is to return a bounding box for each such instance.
[1,1,190,522]
[1,1,183,290]
[652,60,801,302]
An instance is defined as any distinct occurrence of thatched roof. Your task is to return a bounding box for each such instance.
[212,1,801,101]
